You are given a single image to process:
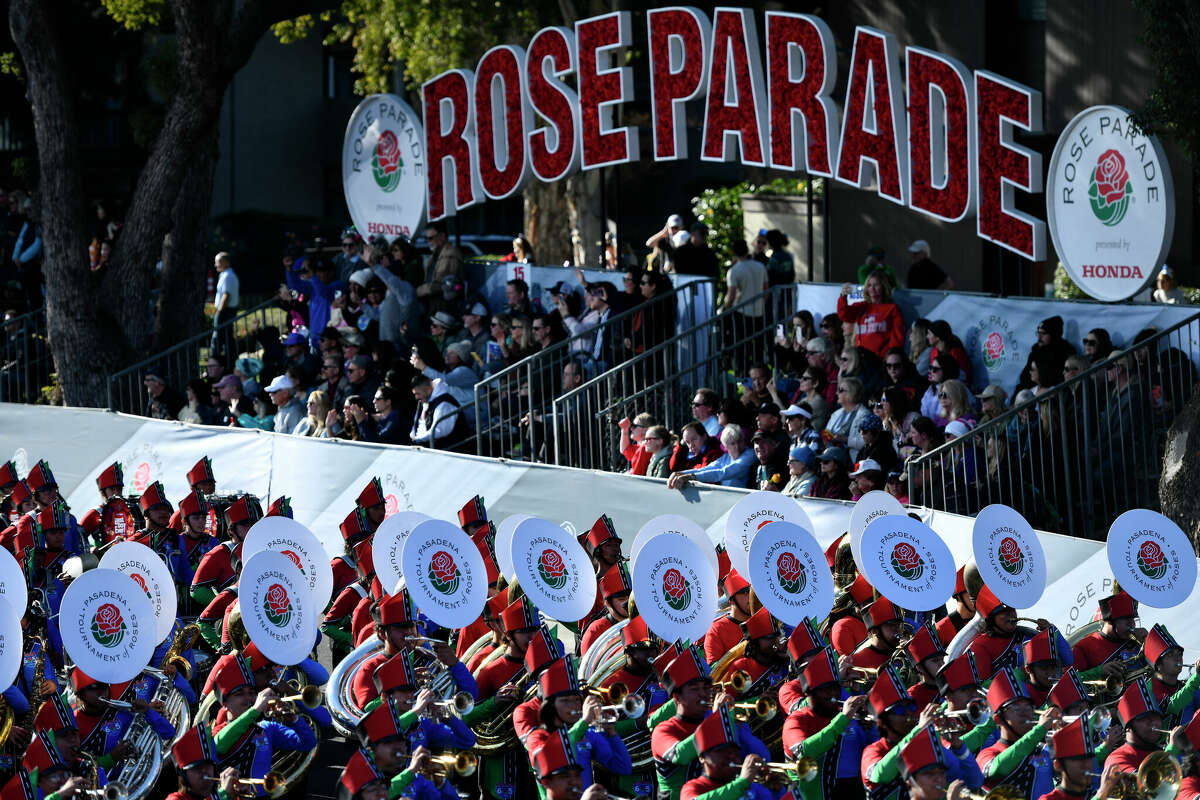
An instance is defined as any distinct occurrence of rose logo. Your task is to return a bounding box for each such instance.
[890,542,925,581]
[538,548,569,590]
[1088,148,1132,227]
[90,603,126,648]
[129,572,153,600]
[133,462,151,492]
[662,568,693,611]
[427,550,461,595]
[281,549,307,575]
[776,552,807,595]
[1136,539,1169,580]
[984,332,1005,369]
[372,130,404,192]
[263,583,292,628]
[997,536,1025,576]
[385,494,400,516]
[756,519,774,531]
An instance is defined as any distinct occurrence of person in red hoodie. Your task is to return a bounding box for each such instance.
[837,273,905,358]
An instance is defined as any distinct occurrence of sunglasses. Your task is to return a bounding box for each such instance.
[872,402,885,409]
[691,401,706,406]
[938,392,949,399]
[885,361,903,369]
[640,280,652,286]
[341,242,355,249]
[806,350,821,356]
[1083,338,1098,346]
[930,367,943,373]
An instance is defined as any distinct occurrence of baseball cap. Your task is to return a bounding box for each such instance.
[264,375,294,393]
[908,239,930,255]
[666,214,684,228]
[780,404,812,420]
[849,458,883,476]
[671,230,691,248]
[283,332,306,347]
[788,446,817,468]
[977,385,1007,402]
[466,301,489,317]
[817,447,849,467]
[214,375,240,390]
[341,328,366,347]
[944,420,970,438]
[430,311,459,329]
[756,402,781,417]
[349,268,372,287]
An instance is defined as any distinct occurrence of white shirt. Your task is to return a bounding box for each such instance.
[726,258,769,317]
[216,268,240,310]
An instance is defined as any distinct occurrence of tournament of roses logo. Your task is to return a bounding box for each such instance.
[997,536,1025,576]
[90,603,126,648]
[983,332,1006,369]
[263,584,292,628]
[890,542,925,581]
[1089,149,1132,227]
[662,568,692,611]
[538,548,569,590]
[776,552,807,595]
[280,550,307,575]
[372,130,404,192]
[128,572,153,600]
[427,550,461,595]
[1136,539,1169,580]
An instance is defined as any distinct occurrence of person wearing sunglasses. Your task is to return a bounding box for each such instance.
[837,271,904,358]
[1081,328,1114,363]
[1016,315,1076,395]
[919,355,960,425]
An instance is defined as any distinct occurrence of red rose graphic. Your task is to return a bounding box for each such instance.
[540,549,566,579]
[385,494,400,516]
[1140,541,1165,570]
[986,332,1004,361]
[1095,149,1129,205]
[376,131,401,174]
[893,543,920,572]
[1000,537,1021,563]
[281,550,304,572]
[129,573,149,593]
[95,603,123,637]
[663,568,687,600]
[133,462,150,492]
[777,552,804,585]
[266,584,290,617]
[431,551,458,583]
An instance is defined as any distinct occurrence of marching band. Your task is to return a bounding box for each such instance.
[0,454,1198,800]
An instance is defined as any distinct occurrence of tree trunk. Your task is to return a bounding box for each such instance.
[522,172,605,267]
[1160,390,1200,545]
[153,128,219,352]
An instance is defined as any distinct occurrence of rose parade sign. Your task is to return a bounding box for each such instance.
[239,550,314,666]
[849,490,907,574]
[0,546,26,617]
[243,517,334,611]
[373,511,433,595]
[59,568,156,683]
[0,598,19,692]
[860,515,955,610]
[723,491,813,580]
[342,93,428,242]
[511,517,595,620]
[748,520,834,625]
[402,518,487,627]
[1107,509,1196,608]
[971,504,1046,608]
[630,514,718,578]
[1048,106,1175,302]
[100,541,179,642]
[632,533,717,644]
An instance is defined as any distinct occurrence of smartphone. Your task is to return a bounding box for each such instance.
[775,324,785,339]
[411,345,419,356]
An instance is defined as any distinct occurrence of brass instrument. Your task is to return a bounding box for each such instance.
[597,694,646,723]
[428,753,478,777]
[1053,706,1113,734]
[426,691,475,718]
[213,771,287,794]
[764,757,819,782]
[714,670,750,694]
[275,685,324,708]
[80,787,127,800]
[733,698,777,722]
[1084,666,1152,696]
[1015,617,1047,627]
[932,699,992,730]
[586,683,629,703]
[22,635,49,733]
[961,787,1026,800]
[0,696,13,746]
[160,623,200,681]
[1087,750,1181,800]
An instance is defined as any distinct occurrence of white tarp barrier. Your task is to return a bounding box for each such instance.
[4,404,1198,658]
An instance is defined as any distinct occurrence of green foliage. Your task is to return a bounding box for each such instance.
[1131,0,1200,161]
[691,177,823,269]
[101,0,167,30]
[0,52,22,80]
[1052,264,1089,300]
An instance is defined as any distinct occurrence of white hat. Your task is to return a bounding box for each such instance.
[667,214,684,229]
[670,230,691,248]
[944,420,970,438]
[264,375,294,393]
[349,268,373,287]
[780,404,813,420]
[908,239,930,255]
[849,458,884,476]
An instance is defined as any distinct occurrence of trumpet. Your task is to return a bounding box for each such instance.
[933,699,992,730]
[714,671,750,694]
[1015,617,1047,628]
[275,684,323,708]
[960,787,1025,800]
[1083,666,1151,696]
[597,694,646,723]
[733,698,777,721]
[1054,706,1113,733]
[586,683,629,703]
[764,757,819,782]
[426,691,476,718]
[80,787,126,800]
[203,772,287,794]
[98,698,134,710]
[428,752,478,777]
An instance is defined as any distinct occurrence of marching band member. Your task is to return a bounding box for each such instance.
[458,495,488,537]
[191,495,263,610]
[464,594,510,674]
[357,477,389,533]
[726,608,789,696]
[163,489,220,618]
[1174,713,1200,800]
[852,598,907,671]
[357,698,461,800]
[454,551,502,663]
[168,723,239,800]
[904,624,946,711]
[470,597,541,706]
[21,462,80,556]
[167,457,218,532]
[337,748,391,800]
[12,731,88,800]
[204,641,327,729]
[650,645,770,800]
[132,481,176,549]
[76,463,127,548]
[513,627,566,742]
[580,562,632,657]
[963,586,1051,676]
[933,651,995,753]
[1143,623,1200,728]
[680,710,781,800]
[1103,677,1178,775]
[584,515,624,575]
[532,728,609,800]
[70,668,175,778]
[601,616,669,713]
[704,571,753,665]
[24,504,72,661]
[1,480,35,556]
[1071,591,1144,679]
[331,506,373,605]
[899,726,962,800]
[782,646,874,800]
[935,566,976,647]
[1022,628,1065,708]
[1043,668,1124,762]
[1037,716,1120,800]
[975,666,1058,799]
[30,696,105,790]
[365,650,476,747]
[778,620,835,715]
[0,461,19,519]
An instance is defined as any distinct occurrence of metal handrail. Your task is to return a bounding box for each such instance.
[906,311,1200,538]
[0,306,50,404]
[471,278,712,461]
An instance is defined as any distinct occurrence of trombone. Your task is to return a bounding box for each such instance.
[1083,666,1152,696]
[733,698,777,722]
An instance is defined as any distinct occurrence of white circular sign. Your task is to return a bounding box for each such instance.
[972,504,1047,609]
[631,534,717,644]
[1047,105,1175,302]
[1107,509,1197,609]
[60,568,156,683]
[495,514,533,581]
[0,597,20,690]
[859,516,956,611]
[631,514,718,577]
[849,490,907,574]
[401,519,487,628]
[510,517,596,621]
[724,492,813,580]
[0,546,27,616]
[342,94,427,243]
[747,521,835,626]
[239,550,314,666]
[373,512,432,596]
[100,541,178,643]
[244,517,334,611]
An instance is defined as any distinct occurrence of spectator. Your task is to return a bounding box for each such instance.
[1026,350,1060,397]
[928,320,971,385]
[427,311,461,364]
[886,471,908,504]
[977,385,1009,423]
[781,404,822,452]
[673,223,719,278]
[937,379,976,429]
[339,355,380,410]
[752,429,789,492]
[818,313,844,357]
[878,386,917,452]
[809,447,852,499]
[144,369,184,420]
[281,332,319,385]
[838,346,880,398]
[691,388,722,437]
[753,402,789,450]
[178,378,217,425]
[751,229,770,265]
[361,385,407,445]
[316,326,342,359]
[909,319,933,376]
[211,252,240,357]
[294,390,331,437]
[1081,328,1114,363]
[906,240,952,290]
[286,258,346,349]
[667,424,753,489]
[413,342,476,407]
[881,346,924,401]
[502,235,535,264]
[461,301,492,361]
[774,311,817,375]
[856,245,897,286]
[530,314,561,350]
[849,459,886,499]
[580,284,617,366]
[644,425,676,479]
[410,373,469,448]
[266,374,304,434]
[919,355,960,423]
[341,327,366,363]
[782,446,819,498]
[645,214,684,251]
[212,374,242,425]
[326,394,370,440]
[508,315,536,361]
[505,279,534,317]
[615,267,644,308]
[1062,355,1088,384]
[789,366,830,432]
[1006,389,1039,453]
[764,229,794,287]
[417,223,464,300]
[723,238,768,318]
[717,396,754,446]
[11,206,41,308]
[624,270,676,358]
[803,340,838,409]
[204,353,229,390]
[371,257,418,347]
[334,229,363,283]
[1153,265,1186,304]
[237,395,275,431]
[741,362,773,409]
[825,376,871,459]
[667,421,723,473]
[909,415,945,457]
[1017,316,1076,394]
[619,412,658,476]
[856,414,898,473]
[316,355,345,399]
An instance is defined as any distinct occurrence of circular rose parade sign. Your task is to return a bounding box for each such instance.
[723,491,813,580]
[401,518,487,628]
[747,521,834,626]
[239,550,314,666]
[243,517,334,611]
[511,518,595,621]
[1107,509,1197,608]
[100,541,178,642]
[632,533,717,644]
[1047,105,1174,302]
[342,94,427,243]
[0,597,19,691]
[373,511,432,595]
[971,504,1046,609]
[59,568,156,683]
[859,515,956,611]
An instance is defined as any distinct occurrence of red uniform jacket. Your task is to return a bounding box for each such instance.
[513,696,543,741]
[581,615,616,657]
[1103,743,1157,775]
[351,651,389,708]
[475,653,524,697]
[704,615,744,665]
[1072,632,1136,672]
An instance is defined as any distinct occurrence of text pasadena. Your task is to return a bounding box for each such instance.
[423,7,1047,260]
